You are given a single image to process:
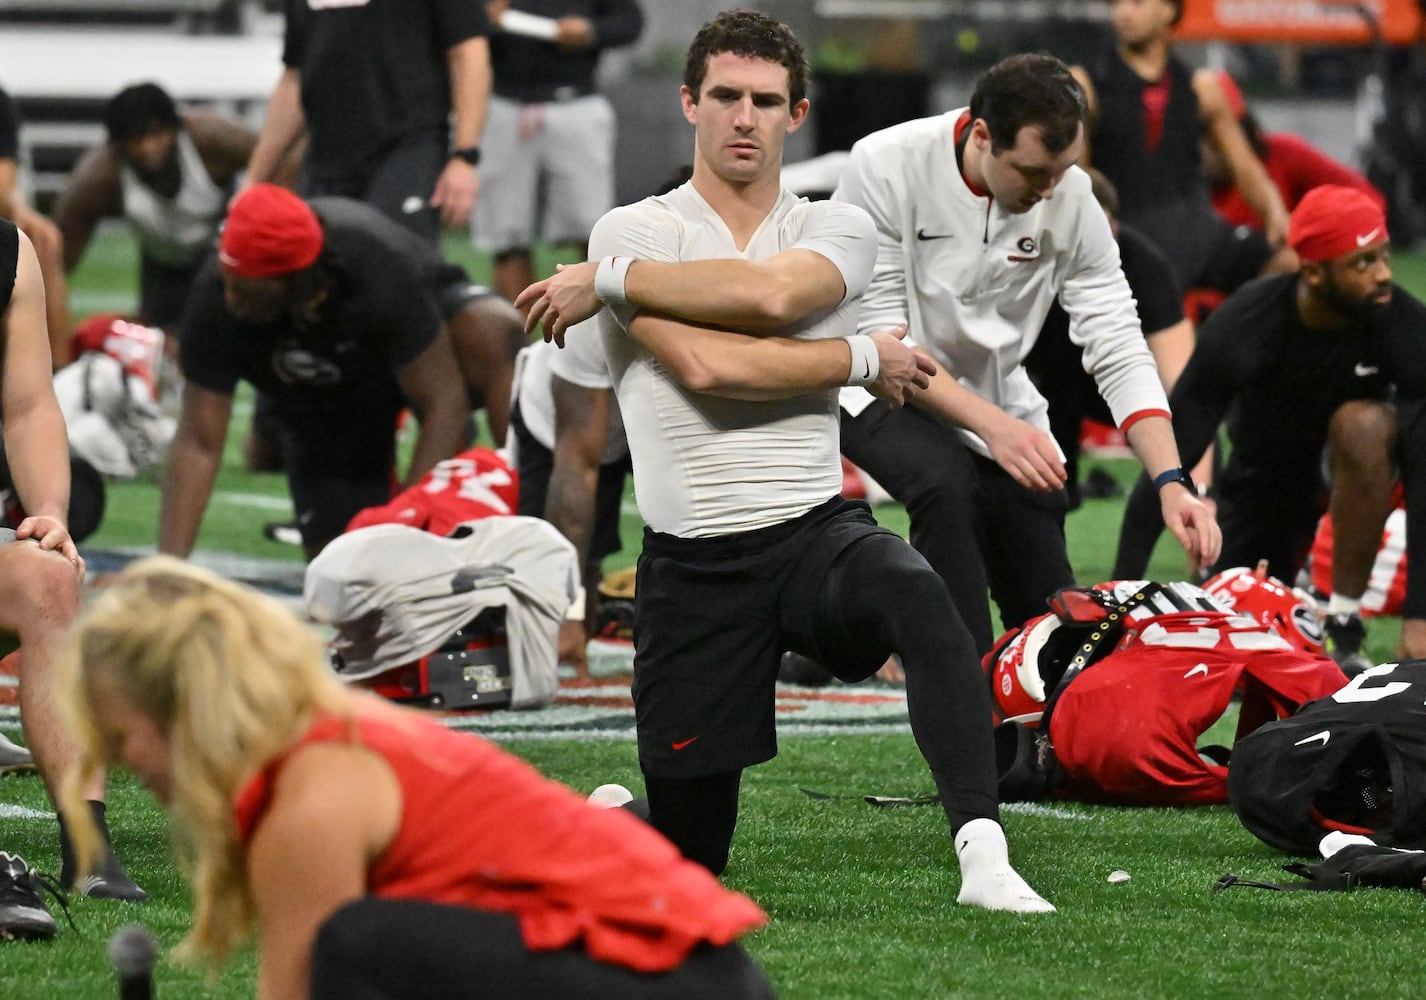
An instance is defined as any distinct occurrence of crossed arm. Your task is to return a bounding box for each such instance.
[516,249,934,406]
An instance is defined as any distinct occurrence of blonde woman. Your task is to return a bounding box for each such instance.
[59,557,773,999]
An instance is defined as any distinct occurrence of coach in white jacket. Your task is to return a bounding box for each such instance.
[834,53,1219,651]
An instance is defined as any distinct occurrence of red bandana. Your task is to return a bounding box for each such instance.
[219,184,323,278]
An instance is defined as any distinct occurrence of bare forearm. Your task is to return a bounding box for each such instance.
[911,367,1001,433]
[246,70,307,185]
[3,412,71,522]
[649,322,853,400]
[403,406,472,486]
[447,38,491,149]
[624,253,844,330]
[545,455,600,583]
[158,434,221,556]
[1124,415,1184,479]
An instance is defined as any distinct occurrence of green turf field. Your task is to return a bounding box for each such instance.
[3,226,1424,998]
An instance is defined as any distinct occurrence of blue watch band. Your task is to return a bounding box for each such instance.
[1153,467,1194,493]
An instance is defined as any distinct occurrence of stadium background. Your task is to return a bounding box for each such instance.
[3,1,1426,996]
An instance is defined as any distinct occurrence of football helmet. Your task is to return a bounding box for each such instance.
[1203,562,1325,654]
[984,613,1070,726]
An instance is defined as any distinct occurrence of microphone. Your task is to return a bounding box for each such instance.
[107,924,158,1000]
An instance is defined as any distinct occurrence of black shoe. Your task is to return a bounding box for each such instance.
[70,853,149,902]
[1323,613,1373,677]
[0,852,63,940]
[1080,466,1124,500]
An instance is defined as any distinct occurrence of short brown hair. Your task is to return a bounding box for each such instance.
[969,54,1086,155]
[683,9,809,106]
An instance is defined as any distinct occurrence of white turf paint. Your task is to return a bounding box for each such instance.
[213,491,294,512]
[1003,802,1097,821]
[0,803,54,820]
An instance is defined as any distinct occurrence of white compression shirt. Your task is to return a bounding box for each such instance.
[588,182,875,537]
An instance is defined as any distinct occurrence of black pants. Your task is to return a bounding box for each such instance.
[309,898,776,999]
[303,129,446,244]
[840,401,1074,653]
[634,498,999,873]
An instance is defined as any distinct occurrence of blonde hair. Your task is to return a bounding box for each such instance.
[57,556,348,968]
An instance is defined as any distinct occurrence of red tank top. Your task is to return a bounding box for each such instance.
[234,707,766,971]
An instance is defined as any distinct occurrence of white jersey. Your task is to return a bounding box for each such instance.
[511,335,628,465]
[121,128,226,268]
[833,109,1168,458]
[591,182,875,537]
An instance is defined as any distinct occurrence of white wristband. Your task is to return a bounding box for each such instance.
[844,335,880,387]
[594,255,634,305]
[565,585,587,622]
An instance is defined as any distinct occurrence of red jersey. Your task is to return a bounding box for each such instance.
[1212,131,1384,231]
[234,706,765,971]
[347,447,519,536]
[1049,612,1346,805]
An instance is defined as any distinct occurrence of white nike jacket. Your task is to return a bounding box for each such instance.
[833,109,1169,458]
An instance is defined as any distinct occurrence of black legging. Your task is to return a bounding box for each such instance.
[309,898,776,999]
[643,530,1000,874]
[841,401,1074,652]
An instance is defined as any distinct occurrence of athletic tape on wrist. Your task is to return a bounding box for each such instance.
[845,335,880,387]
[594,256,633,305]
[565,585,587,622]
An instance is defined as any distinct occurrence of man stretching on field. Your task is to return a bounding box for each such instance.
[520,9,1053,913]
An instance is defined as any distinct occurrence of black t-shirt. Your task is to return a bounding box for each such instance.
[177,198,445,419]
[1168,272,1426,489]
[490,0,644,102]
[1026,222,1184,427]
[283,0,488,181]
[0,87,19,161]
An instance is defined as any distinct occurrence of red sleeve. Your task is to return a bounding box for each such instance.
[1263,133,1385,211]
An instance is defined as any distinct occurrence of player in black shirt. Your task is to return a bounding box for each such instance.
[1071,0,1292,295]
[1114,185,1426,673]
[243,0,491,242]
[159,186,516,561]
[1024,167,1191,507]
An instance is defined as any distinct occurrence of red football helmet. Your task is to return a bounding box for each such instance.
[70,313,166,396]
[983,613,1067,727]
[1203,562,1325,654]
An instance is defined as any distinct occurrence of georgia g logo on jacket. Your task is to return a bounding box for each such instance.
[1008,236,1039,263]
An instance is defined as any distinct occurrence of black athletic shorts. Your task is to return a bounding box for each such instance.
[434,264,498,321]
[1194,217,1274,295]
[632,496,894,778]
[278,402,401,552]
[302,128,446,245]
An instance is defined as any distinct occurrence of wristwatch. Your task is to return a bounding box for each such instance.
[449,145,482,166]
[1152,467,1197,495]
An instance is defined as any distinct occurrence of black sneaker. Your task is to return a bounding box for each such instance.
[1324,613,1373,677]
[70,853,149,902]
[0,852,62,941]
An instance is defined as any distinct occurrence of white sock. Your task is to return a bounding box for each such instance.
[954,818,1056,913]
[1327,594,1362,617]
